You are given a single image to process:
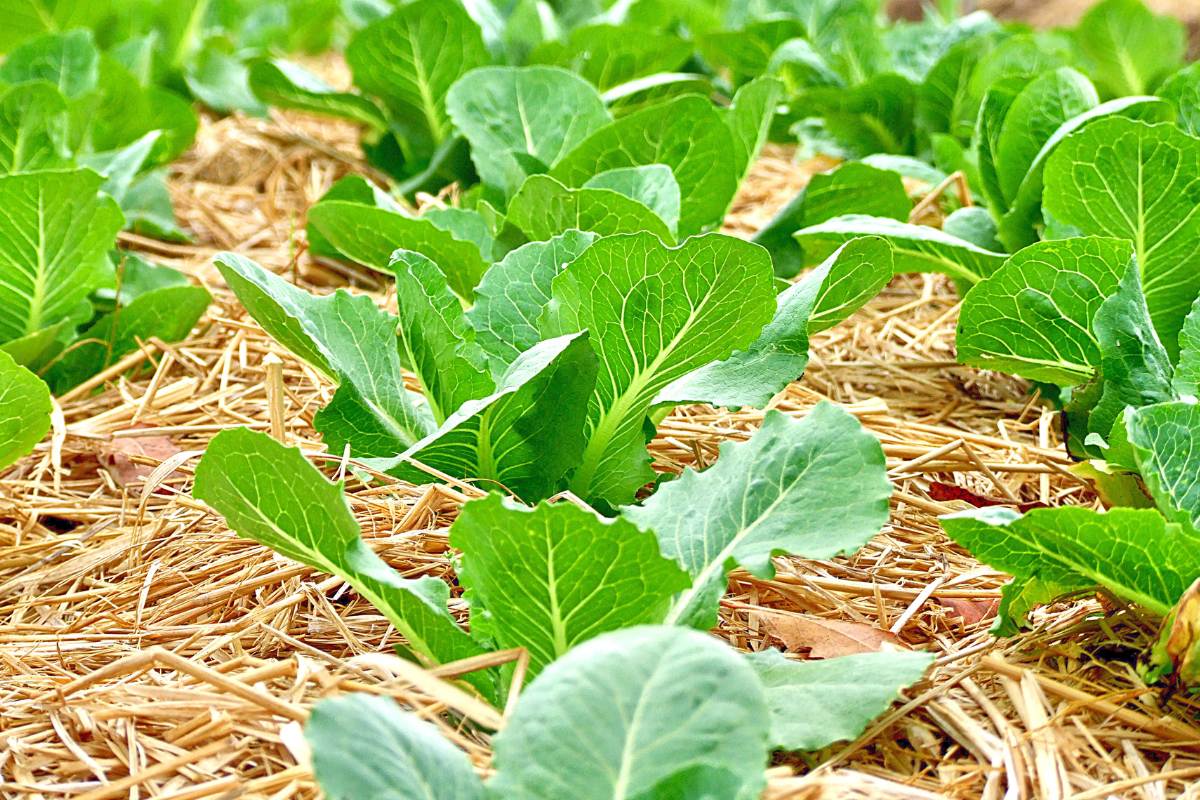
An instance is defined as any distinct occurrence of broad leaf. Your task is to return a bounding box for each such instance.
[1074,0,1185,97]
[583,165,681,237]
[551,95,738,236]
[1173,296,1200,397]
[507,174,675,243]
[529,24,692,91]
[0,350,52,471]
[368,333,597,502]
[1043,118,1200,358]
[625,404,891,628]
[725,75,782,182]
[542,232,776,505]
[941,506,1200,635]
[184,48,266,117]
[957,237,1132,385]
[0,82,70,174]
[0,30,98,98]
[488,625,770,800]
[745,649,932,751]
[804,74,917,157]
[307,695,484,800]
[0,2,106,52]
[0,169,123,344]
[446,66,610,196]
[1160,63,1200,137]
[467,231,597,378]
[215,253,431,457]
[193,428,489,685]
[247,59,388,132]
[450,494,689,673]
[1127,401,1200,529]
[698,19,805,87]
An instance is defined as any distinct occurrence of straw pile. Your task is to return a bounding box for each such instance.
[3,95,1200,799]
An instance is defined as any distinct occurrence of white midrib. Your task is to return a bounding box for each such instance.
[27,185,47,335]
[544,530,569,658]
[610,676,653,799]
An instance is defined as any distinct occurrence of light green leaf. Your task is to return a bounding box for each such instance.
[122,170,191,243]
[0,82,70,174]
[957,237,1132,385]
[80,130,161,206]
[745,649,932,751]
[449,493,690,673]
[389,250,491,424]
[543,232,776,506]
[215,252,431,457]
[507,174,675,243]
[307,695,484,800]
[368,333,596,502]
[488,625,770,800]
[1127,401,1200,529]
[446,66,610,196]
[1160,63,1200,137]
[247,59,388,133]
[467,231,597,378]
[185,48,267,117]
[0,169,122,344]
[551,95,738,236]
[656,237,893,409]
[942,207,1003,252]
[583,165,680,238]
[0,349,52,471]
[1173,296,1200,397]
[0,320,66,371]
[0,2,107,52]
[346,0,489,151]
[0,30,97,98]
[529,24,692,92]
[725,75,782,182]
[1074,0,1185,97]
[698,19,805,87]
[625,405,891,629]
[193,427,489,686]
[794,214,1005,284]
[1044,118,1200,359]
[307,201,488,300]
[941,506,1200,635]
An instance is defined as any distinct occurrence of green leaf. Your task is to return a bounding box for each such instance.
[81,130,161,206]
[551,95,738,237]
[583,165,680,238]
[0,320,66,371]
[0,169,123,344]
[184,47,266,117]
[698,19,806,87]
[122,170,191,242]
[449,494,690,673]
[46,284,211,393]
[1043,118,1200,359]
[0,30,97,98]
[941,506,1200,635]
[0,2,107,52]
[488,625,770,800]
[468,231,597,379]
[724,75,782,182]
[0,349,52,471]
[957,237,1132,385]
[307,695,484,800]
[602,72,716,119]
[193,427,489,683]
[247,59,388,132]
[804,74,917,157]
[307,202,488,300]
[753,162,910,279]
[346,0,489,151]
[1074,0,1185,97]
[389,250,491,425]
[507,174,675,243]
[795,215,1005,284]
[624,404,890,628]
[942,207,1003,252]
[1172,296,1200,397]
[1127,401,1200,529]
[917,31,998,139]
[745,649,932,751]
[656,237,893,409]
[446,66,610,196]
[215,252,432,457]
[1160,63,1200,138]
[529,24,692,92]
[543,232,776,505]
[368,333,596,502]
[0,82,70,174]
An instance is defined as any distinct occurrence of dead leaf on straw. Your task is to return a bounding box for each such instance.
[766,614,904,658]
[99,435,182,487]
[936,597,999,626]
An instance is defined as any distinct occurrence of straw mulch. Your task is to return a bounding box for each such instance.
[4,99,1200,800]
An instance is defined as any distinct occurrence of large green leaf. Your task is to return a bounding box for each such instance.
[467,231,597,378]
[624,404,890,628]
[389,250,491,424]
[542,232,776,505]
[550,95,738,236]
[1074,0,1185,97]
[0,30,98,98]
[0,349,52,471]
[1160,63,1200,138]
[794,215,1005,284]
[446,66,610,196]
[1127,401,1200,529]
[941,506,1200,635]
[346,0,489,151]
[698,19,805,87]
[528,24,692,92]
[506,174,674,243]
[488,626,770,800]
[307,202,488,300]
[193,428,489,684]
[0,82,70,174]
[367,333,597,502]
[1173,296,1200,397]
[957,237,1132,385]
[306,695,484,800]
[656,237,893,409]
[803,74,917,157]
[247,59,388,133]
[0,1,107,52]
[725,75,782,182]
[1044,119,1200,359]
[745,649,932,751]
[0,169,122,344]
[450,494,689,674]
[583,165,681,237]
[215,253,431,457]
